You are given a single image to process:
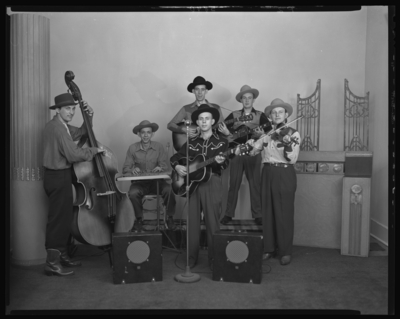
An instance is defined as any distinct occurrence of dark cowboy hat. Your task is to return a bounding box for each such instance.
[49,93,78,110]
[132,120,159,134]
[235,84,259,102]
[264,98,293,117]
[187,76,213,92]
[191,104,220,124]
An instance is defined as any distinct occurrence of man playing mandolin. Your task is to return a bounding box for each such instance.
[170,104,230,270]
[42,93,105,276]
[167,76,225,152]
[122,120,177,232]
[218,85,271,226]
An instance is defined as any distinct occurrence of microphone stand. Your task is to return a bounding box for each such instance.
[175,121,201,283]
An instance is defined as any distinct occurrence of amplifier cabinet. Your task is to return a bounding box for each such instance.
[112,231,162,284]
[344,152,373,177]
[212,231,263,284]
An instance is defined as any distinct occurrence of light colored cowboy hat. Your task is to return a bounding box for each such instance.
[49,93,78,110]
[187,76,213,92]
[264,98,293,117]
[235,84,259,102]
[132,120,159,134]
[191,104,220,124]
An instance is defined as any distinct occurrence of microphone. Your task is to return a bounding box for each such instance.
[182,119,192,125]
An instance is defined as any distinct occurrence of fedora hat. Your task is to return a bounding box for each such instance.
[187,76,213,92]
[191,104,220,124]
[49,93,78,110]
[264,98,293,117]
[235,85,259,102]
[132,120,159,134]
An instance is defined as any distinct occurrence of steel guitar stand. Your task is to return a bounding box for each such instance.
[154,177,181,253]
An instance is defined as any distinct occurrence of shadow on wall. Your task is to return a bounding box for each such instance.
[106,71,234,176]
[106,71,180,183]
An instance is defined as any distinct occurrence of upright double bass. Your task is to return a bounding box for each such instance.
[65,71,135,247]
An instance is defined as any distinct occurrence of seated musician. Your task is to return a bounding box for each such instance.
[122,120,176,232]
[170,104,230,270]
[218,85,271,226]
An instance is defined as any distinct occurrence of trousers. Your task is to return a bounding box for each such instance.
[43,168,74,252]
[128,180,176,218]
[225,153,262,218]
[187,175,222,266]
[261,164,297,256]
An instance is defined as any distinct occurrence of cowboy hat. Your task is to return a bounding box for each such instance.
[235,85,259,102]
[49,93,78,110]
[264,98,293,117]
[191,104,220,124]
[132,120,159,134]
[187,76,213,92]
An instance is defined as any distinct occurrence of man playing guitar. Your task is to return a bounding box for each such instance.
[170,104,229,271]
[167,76,225,152]
[218,85,272,226]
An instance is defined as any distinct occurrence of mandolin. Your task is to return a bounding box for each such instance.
[229,121,273,146]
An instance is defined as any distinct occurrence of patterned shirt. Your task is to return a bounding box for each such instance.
[42,115,99,170]
[122,141,168,176]
[252,126,301,164]
[170,131,230,176]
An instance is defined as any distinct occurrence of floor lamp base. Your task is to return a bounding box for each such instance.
[174,266,201,283]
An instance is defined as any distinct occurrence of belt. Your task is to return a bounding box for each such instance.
[264,162,293,168]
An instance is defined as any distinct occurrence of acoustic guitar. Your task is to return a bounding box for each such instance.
[172,114,253,151]
[171,144,252,197]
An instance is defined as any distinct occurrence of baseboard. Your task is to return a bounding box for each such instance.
[370,218,388,246]
[11,257,46,266]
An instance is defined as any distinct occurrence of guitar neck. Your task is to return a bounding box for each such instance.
[194,148,234,171]
[224,117,242,125]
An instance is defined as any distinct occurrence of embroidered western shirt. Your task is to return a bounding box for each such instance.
[251,127,301,164]
[170,131,229,176]
[167,99,225,133]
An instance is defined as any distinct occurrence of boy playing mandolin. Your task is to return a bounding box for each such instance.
[218,85,271,226]
[170,104,230,271]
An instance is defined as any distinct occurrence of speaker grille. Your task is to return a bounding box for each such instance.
[225,240,249,264]
[126,240,150,264]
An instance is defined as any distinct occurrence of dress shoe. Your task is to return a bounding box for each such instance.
[166,216,176,230]
[132,218,144,232]
[60,250,82,267]
[220,215,232,225]
[254,217,262,225]
[280,255,291,265]
[44,249,74,276]
[262,251,276,260]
